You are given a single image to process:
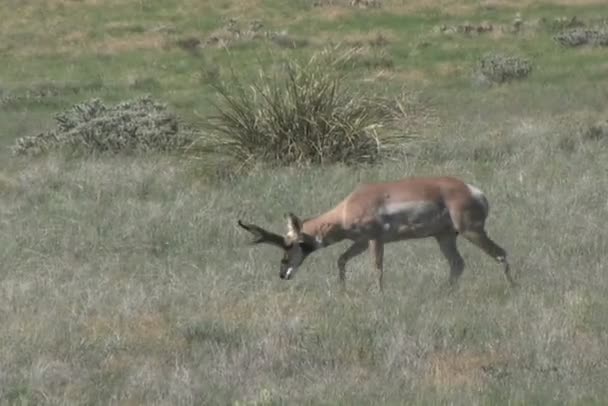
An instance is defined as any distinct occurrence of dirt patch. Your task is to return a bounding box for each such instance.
[312,6,355,21]
[61,30,89,46]
[218,292,321,325]
[83,311,186,350]
[425,350,510,388]
[0,172,20,195]
[436,62,465,78]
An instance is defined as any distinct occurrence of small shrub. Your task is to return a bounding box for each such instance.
[368,32,390,47]
[128,76,161,90]
[202,18,309,52]
[555,114,608,152]
[204,49,408,167]
[582,120,608,142]
[175,36,202,53]
[554,27,608,47]
[433,22,493,36]
[541,16,585,33]
[202,18,307,50]
[474,53,532,85]
[350,0,382,8]
[203,18,265,48]
[12,96,196,156]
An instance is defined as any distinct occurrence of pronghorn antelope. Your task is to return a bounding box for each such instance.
[238,176,514,291]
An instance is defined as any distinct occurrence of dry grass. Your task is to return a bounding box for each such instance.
[311,6,355,21]
[0,172,19,195]
[482,0,606,7]
[385,0,477,15]
[310,0,606,19]
[61,30,89,45]
[312,1,477,17]
[3,27,165,57]
[2,110,608,403]
[367,69,431,85]
[436,62,465,79]
[96,33,166,54]
[82,311,187,350]
[339,30,395,47]
[2,0,608,403]
[42,0,123,6]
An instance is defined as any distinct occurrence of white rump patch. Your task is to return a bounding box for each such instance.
[466,184,484,198]
[467,183,489,215]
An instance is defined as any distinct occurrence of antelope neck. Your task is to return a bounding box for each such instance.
[301,209,345,248]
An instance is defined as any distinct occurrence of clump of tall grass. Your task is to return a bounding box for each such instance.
[204,49,413,167]
[12,96,197,156]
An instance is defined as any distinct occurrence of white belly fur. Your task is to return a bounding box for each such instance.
[377,200,451,240]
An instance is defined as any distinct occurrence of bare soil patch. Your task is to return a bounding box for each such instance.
[425,350,510,388]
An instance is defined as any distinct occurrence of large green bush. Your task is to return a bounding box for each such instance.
[205,50,408,166]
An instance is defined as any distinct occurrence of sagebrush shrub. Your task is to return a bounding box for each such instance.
[554,27,608,47]
[583,120,608,142]
[12,96,196,156]
[205,50,409,166]
[475,53,532,85]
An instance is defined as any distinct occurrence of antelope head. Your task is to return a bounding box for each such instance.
[237,213,318,280]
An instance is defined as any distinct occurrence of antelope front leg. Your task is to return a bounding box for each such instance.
[435,233,465,286]
[369,239,384,292]
[337,241,368,288]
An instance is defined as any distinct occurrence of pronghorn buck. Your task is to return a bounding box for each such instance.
[238,176,514,291]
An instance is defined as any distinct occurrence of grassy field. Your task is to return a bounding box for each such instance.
[1,0,608,404]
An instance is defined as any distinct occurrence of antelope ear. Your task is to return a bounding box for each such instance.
[285,212,303,240]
